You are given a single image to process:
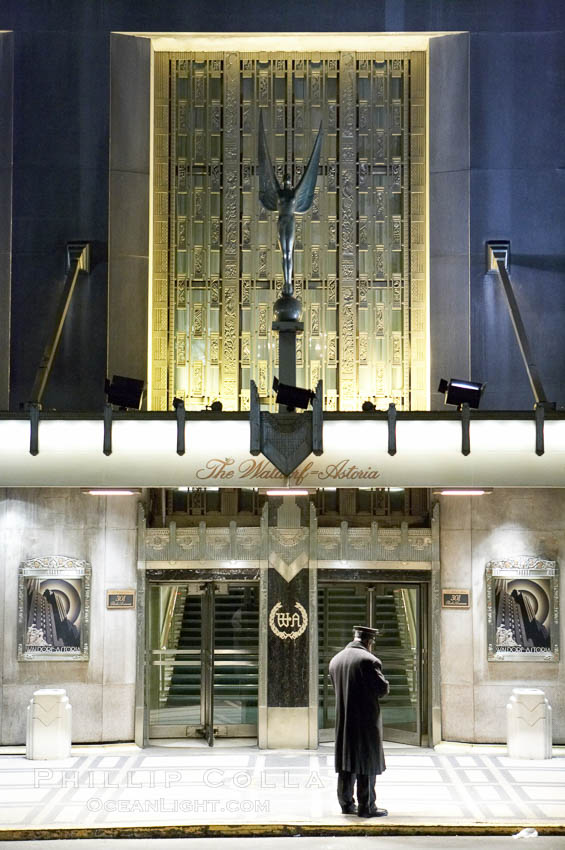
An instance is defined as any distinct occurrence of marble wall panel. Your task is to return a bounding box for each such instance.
[440,684,475,742]
[109,171,149,263]
[102,529,137,686]
[429,33,469,175]
[2,681,104,744]
[0,488,140,743]
[103,495,139,531]
[102,609,137,685]
[474,682,564,744]
[439,529,472,587]
[470,488,565,532]
[108,34,151,385]
[0,517,5,742]
[440,488,565,744]
[429,33,470,411]
[429,255,471,409]
[103,683,136,741]
[107,254,149,383]
[440,608,474,687]
[266,707,310,749]
[439,497,472,532]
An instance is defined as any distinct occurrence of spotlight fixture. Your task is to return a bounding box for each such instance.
[362,400,377,413]
[104,375,145,410]
[438,378,485,410]
[210,400,223,412]
[172,397,185,409]
[273,377,315,411]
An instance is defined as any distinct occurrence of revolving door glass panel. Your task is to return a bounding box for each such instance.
[318,582,425,746]
[148,581,259,742]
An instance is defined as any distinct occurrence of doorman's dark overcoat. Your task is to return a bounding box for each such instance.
[329,640,390,775]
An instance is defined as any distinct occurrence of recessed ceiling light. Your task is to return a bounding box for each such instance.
[265,489,309,496]
[81,488,142,496]
[433,489,492,496]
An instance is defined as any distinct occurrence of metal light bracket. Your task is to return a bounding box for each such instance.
[486,240,510,273]
[67,241,91,273]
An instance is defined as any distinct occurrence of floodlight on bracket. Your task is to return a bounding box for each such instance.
[486,239,555,411]
[28,241,92,410]
[486,240,510,273]
[66,241,91,273]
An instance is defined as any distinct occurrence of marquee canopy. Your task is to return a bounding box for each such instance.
[0,411,564,489]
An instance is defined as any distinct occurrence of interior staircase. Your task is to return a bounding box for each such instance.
[166,586,259,726]
[318,585,417,735]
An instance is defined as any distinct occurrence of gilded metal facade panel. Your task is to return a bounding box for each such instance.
[408,52,427,409]
[338,53,358,410]
[221,53,241,410]
[152,50,427,411]
[151,52,170,411]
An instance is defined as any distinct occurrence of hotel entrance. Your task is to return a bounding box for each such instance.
[147,580,259,743]
[318,581,428,746]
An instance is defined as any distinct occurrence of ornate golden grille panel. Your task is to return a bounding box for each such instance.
[151,51,427,412]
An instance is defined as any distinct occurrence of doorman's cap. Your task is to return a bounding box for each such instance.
[353,625,380,639]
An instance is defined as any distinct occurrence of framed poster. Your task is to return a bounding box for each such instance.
[17,556,91,661]
[486,557,559,662]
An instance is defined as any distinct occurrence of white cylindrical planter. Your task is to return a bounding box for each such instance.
[506,688,552,760]
[26,689,72,760]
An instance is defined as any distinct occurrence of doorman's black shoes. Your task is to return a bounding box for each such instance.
[358,807,388,818]
[341,804,358,814]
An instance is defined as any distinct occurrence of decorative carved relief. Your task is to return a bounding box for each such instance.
[258,304,268,338]
[258,360,268,396]
[210,333,219,365]
[241,332,251,365]
[176,332,187,366]
[359,332,368,365]
[310,304,320,337]
[327,332,337,364]
[191,361,204,396]
[375,304,385,336]
[192,303,204,337]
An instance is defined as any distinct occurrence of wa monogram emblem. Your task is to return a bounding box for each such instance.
[269,601,308,640]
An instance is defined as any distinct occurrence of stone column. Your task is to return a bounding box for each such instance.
[263,496,314,748]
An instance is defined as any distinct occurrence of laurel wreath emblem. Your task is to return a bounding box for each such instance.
[269,601,308,640]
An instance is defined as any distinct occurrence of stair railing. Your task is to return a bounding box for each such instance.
[159,586,188,705]
[395,589,418,704]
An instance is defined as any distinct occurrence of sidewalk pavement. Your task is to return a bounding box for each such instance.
[0,740,563,840]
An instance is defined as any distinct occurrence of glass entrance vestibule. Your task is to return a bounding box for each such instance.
[147,580,259,743]
[318,581,428,746]
[146,573,429,747]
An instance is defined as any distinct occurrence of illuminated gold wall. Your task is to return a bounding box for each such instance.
[151,49,426,412]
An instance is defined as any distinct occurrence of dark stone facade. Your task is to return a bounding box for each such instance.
[1,1,564,411]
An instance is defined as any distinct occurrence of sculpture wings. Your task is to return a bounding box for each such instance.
[258,111,280,211]
[258,110,323,213]
[293,122,323,212]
